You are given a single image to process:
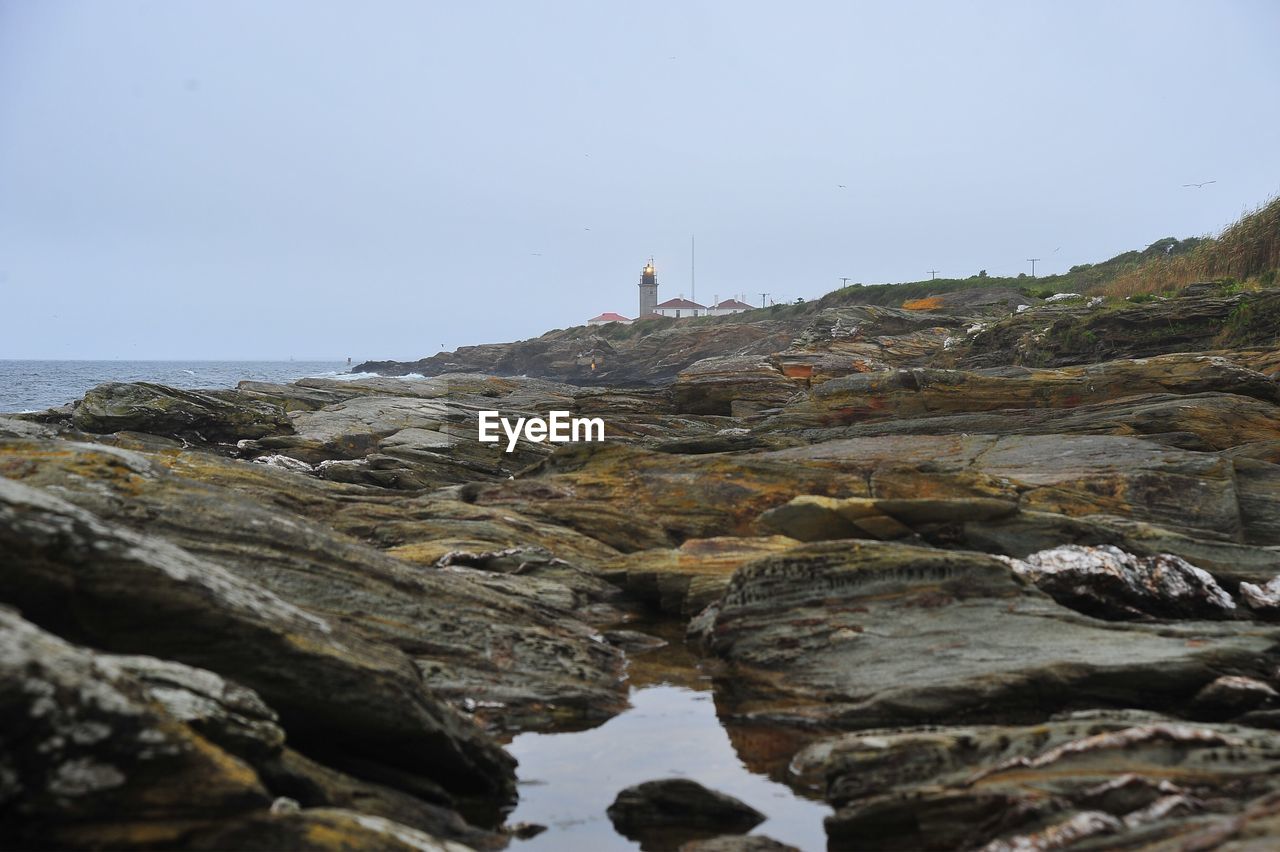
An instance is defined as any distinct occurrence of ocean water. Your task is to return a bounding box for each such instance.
[0,360,351,414]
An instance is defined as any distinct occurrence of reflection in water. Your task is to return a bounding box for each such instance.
[506,621,830,851]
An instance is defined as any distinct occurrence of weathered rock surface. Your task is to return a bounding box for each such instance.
[1002,544,1239,621]
[601,536,802,616]
[679,836,799,852]
[71,382,292,443]
[779,390,1280,452]
[770,354,1279,431]
[696,540,1280,729]
[954,288,1280,368]
[0,440,627,733]
[792,712,1280,851]
[765,434,1264,543]
[463,443,874,551]
[0,476,517,802]
[607,778,766,848]
[759,495,1018,542]
[672,355,802,416]
[0,607,271,849]
[182,807,479,851]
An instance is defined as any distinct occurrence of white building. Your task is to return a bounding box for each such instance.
[653,296,707,318]
[707,296,755,316]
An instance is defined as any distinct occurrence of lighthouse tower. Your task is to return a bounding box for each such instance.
[638,259,658,317]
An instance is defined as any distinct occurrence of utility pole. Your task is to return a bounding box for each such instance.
[927,269,940,280]
[1027,258,1041,277]
[840,277,851,286]
[759,292,770,308]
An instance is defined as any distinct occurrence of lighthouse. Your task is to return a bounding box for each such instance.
[638,259,658,317]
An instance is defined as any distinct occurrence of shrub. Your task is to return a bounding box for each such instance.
[902,296,945,311]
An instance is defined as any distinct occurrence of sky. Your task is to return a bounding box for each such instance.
[0,1,1277,361]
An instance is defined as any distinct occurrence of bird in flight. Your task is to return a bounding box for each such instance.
[836,184,847,188]
[1183,180,1216,188]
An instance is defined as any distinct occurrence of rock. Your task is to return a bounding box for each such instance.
[765,354,1280,430]
[1192,675,1280,719]
[696,540,1280,729]
[0,476,517,803]
[463,443,874,552]
[955,289,1280,368]
[1000,544,1238,621]
[757,495,912,541]
[758,495,1018,542]
[955,509,1280,590]
[71,382,292,443]
[601,629,670,652]
[251,453,314,472]
[680,836,799,851]
[105,654,504,846]
[1240,575,1280,617]
[0,440,627,733]
[434,545,620,604]
[779,391,1280,453]
[763,434,1249,543]
[183,807,479,851]
[672,355,801,416]
[601,536,802,616]
[107,654,286,762]
[256,748,503,849]
[606,779,766,847]
[792,713,1280,851]
[0,416,56,439]
[0,607,271,849]
[356,315,798,386]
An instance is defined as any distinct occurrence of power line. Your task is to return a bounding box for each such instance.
[927,269,940,280]
[1027,258,1041,277]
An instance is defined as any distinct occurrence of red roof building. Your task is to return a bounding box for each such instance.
[587,311,633,326]
[653,296,707,318]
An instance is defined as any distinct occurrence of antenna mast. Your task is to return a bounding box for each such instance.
[691,235,696,305]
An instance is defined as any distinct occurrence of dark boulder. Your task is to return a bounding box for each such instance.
[607,778,766,849]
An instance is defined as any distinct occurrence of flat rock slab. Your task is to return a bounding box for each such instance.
[778,391,1280,453]
[768,353,1280,429]
[696,540,1280,729]
[792,712,1280,850]
[763,433,1247,542]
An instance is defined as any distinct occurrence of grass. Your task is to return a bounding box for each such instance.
[1092,195,1280,298]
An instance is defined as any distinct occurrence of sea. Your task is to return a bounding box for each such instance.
[0,360,360,414]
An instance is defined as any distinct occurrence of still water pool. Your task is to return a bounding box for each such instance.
[505,622,831,851]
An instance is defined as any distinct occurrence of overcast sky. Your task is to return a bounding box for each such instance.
[1,1,1277,360]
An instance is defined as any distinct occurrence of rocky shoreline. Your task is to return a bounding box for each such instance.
[5,282,1280,850]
